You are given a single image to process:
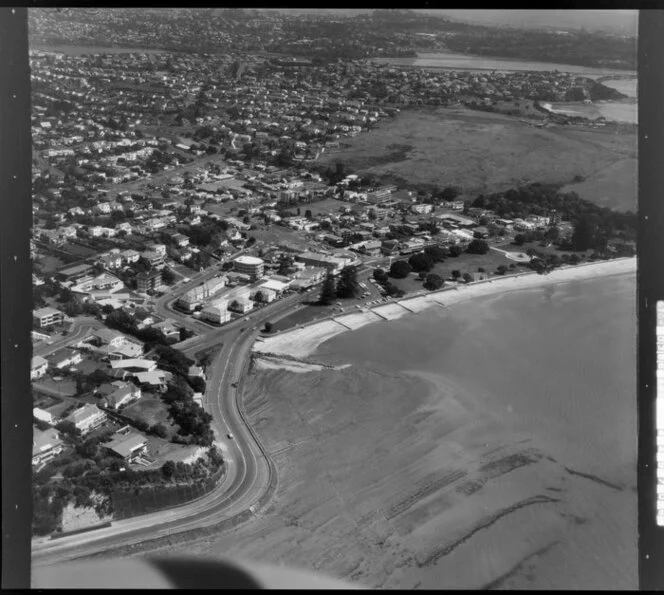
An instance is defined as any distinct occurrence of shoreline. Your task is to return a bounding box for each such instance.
[252,257,636,361]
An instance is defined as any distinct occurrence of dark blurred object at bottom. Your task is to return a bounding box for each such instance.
[32,555,363,589]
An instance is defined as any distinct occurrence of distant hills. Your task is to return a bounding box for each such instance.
[256,9,638,37]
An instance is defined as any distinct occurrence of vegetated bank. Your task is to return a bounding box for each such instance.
[316,106,636,212]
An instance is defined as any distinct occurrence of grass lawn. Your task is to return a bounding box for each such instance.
[123,397,174,432]
[317,105,637,210]
[33,393,63,410]
[143,437,202,468]
[388,250,519,294]
[33,377,77,398]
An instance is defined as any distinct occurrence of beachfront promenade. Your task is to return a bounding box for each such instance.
[253,257,636,360]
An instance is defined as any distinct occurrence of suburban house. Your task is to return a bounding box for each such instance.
[89,329,144,358]
[228,298,254,314]
[134,369,169,389]
[380,240,401,256]
[48,348,83,370]
[102,383,142,410]
[65,404,107,435]
[33,307,64,328]
[104,426,148,462]
[32,427,64,466]
[31,355,48,380]
[188,365,206,379]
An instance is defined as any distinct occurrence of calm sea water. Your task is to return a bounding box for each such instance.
[313,272,637,588]
[319,273,636,478]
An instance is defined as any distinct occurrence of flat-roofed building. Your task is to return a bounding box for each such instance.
[65,404,107,435]
[32,427,64,466]
[176,275,227,312]
[141,250,165,268]
[295,252,349,275]
[33,307,64,328]
[200,300,231,324]
[136,269,163,293]
[233,256,265,281]
[290,266,327,290]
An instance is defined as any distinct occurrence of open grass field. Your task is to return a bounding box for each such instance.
[318,106,636,211]
[386,250,519,295]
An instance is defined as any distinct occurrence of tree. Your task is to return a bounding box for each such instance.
[545,226,560,242]
[305,209,313,219]
[55,420,81,441]
[451,270,461,279]
[389,260,412,279]
[179,327,194,342]
[264,321,273,333]
[571,217,596,251]
[277,254,294,276]
[514,234,527,246]
[335,266,361,299]
[466,239,490,255]
[150,423,168,438]
[190,376,206,393]
[253,290,266,304]
[462,272,473,283]
[496,265,508,275]
[424,245,447,262]
[162,460,176,479]
[440,186,462,202]
[424,273,444,290]
[373,268,389,284]
[319,271,337,305]
[162,268,176,285]
[408,252,435,272]
[448,245,463,257]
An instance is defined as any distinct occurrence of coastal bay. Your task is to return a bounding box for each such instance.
[163,260,636,589]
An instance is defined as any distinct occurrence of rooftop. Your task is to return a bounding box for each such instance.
[234,255,264,266]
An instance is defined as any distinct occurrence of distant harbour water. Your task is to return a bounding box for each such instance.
[373,52,637,125]
[373,52,637,79]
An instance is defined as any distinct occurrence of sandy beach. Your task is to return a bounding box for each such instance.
[253,258,636,361]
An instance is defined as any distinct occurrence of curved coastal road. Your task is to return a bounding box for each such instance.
[31,291,309,568]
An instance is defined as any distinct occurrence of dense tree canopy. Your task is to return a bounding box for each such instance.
[424,273,444,290]
[466,239,490,255]
[319,271,336,305]
[335,266,361,299]
[389,260,412,279]
[408,252,435,272]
